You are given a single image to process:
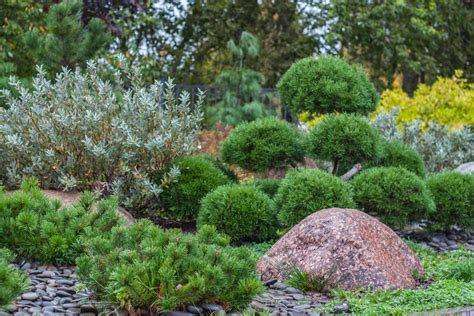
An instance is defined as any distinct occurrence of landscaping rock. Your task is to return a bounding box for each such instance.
[455,162,474,174]
[257,208,424,290]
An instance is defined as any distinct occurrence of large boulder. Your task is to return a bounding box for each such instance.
[455,162,474,174]
[257,208,423,290]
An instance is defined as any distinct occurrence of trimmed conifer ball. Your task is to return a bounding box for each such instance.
[277,55,379,115]
[351,167,435,228]
[159,155,231,221]
[374,140,426,177]
[307,114,382,175]
[197,184,277,243]
[275,168,355,227]
[426,172,474,230]
[220,117,305,173]
[245,178,281,198]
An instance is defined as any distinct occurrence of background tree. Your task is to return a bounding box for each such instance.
[318,0,473,94]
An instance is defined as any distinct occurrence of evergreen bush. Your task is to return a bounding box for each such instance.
[158,155,231,221]
[221,117,305,173]
[202,155,238,182]
[372,140,426,177]
[0,56,203,210]
[426,172,474,230]
[307,114,382,175]
[245,178,281,198]
[0,178,124,264]
[0,248,30,311]
[275,169,355,227]
[351,167,435,228]
[76,221,263,313]
[277,55,379,116]
[198,184,277,243]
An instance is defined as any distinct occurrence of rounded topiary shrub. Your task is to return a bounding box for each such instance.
[277,55,379,116]
[198,184,277,242]
[220,117,305,173]
[159,155,231,221]
[201,154,238,182]
[245,178,281,198]
[275,168,355,227]
[374,140,426,177]
[307,114,382,175]
[351,167,435,228]
[426,172,474,230]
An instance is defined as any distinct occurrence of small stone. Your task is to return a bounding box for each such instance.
[43,306,56,312]
[28,306,42,313]
[5,304,17,312]
[333,301,350,313]
[265,279,278,287]
[214,311,226,316]
[163,312,195,316]
[63,303,80,309]
[20,262,31,270]
[80,304,96,313]
[271,281,287,290]
[14,312,30,316]
[56,279,74,286]
[284,287,303,294]
[59,297,72,304]
[43,312,56,316]
[41,301,56,307]
[186,305,204,314]
[447,245,459,251]
[66,307,81,314]
[200,303,224,312]
[21,292,39,300]
[291,294,305,300]
[56,290,72,297]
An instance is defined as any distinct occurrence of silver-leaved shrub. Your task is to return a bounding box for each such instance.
[0,57,203,210]
[372,108,473,172]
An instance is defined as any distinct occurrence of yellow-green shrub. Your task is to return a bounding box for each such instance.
[375,71,474,129]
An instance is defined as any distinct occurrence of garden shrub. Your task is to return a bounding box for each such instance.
[351,167,435,228]
[0,178,124,264]
[277,55,379,116]
[208,101,271,127]
[245,178,281,198]
[307,114,382,175]
[221,117,305,173]
[198,184,277,243]
[0,248,29,310]
[375,71,474,129]
[158,155,231,221]
[275,169,355,227]
[202,154,238,182]
[76,220,263,313]
[373,108,474,172]
[0,56,203,210]
[426,172,474,230]
[372,140,426,177]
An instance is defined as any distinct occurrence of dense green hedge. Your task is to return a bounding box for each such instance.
[221,117,305,173]
[351,167,435,228]
[426,172,474,230]
[275,168,355,227]
[77,221,263,312]
[373,140,426,177]
[198,184,277,242]
[158,155,231,221]
[277,56,379,116]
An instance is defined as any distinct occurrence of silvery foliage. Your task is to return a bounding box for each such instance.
[373,108,474,172]
[0,56,203,209]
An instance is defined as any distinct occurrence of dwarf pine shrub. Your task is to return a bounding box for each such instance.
[278,55,379,116]
[0,248,30,311]
[0,56,203,210]
[158,155,231,221]
[0,178,124,264]
[198,184,277,242]
[426,172,474,230]
[221,117,305,173]
[275,169,355,227]
[351,167,435,228]
[76,220,264,313]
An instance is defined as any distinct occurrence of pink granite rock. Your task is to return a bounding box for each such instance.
[257,208,423,290]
